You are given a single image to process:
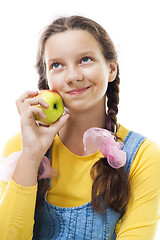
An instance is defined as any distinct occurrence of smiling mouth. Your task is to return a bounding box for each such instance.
[67,87,90,95]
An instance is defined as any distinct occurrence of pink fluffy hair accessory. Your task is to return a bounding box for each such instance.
[83,127,126,169]
[0,151,57,182]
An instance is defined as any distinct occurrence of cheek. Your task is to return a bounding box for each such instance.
[47,74,63,91]
[88,66,108,88]
[83,68,98,84]
[95,70,109,96]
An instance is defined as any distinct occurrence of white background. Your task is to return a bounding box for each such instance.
[0,0,160,238]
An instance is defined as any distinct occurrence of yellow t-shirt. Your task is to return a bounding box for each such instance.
[0,125,160,240]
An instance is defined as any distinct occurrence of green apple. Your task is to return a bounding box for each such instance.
[34,90,64,125]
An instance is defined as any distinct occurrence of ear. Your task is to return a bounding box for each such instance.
[108,61,117,82]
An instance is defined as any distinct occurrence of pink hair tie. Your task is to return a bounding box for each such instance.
[37,156,58,180]
[0,151,57,182]
[83,127,126,169]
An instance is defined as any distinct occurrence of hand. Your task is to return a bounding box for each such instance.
[16,91,69,165]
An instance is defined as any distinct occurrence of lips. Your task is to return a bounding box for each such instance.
[67,87,90,95]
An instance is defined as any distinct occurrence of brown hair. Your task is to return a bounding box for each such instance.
[36,15,130,212]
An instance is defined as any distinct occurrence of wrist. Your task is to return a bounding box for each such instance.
[21,147,45,164]
[12,151,40,186]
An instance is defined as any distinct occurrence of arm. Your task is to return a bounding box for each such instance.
[0,91,69,240]
[116,139,160,240]
[12,91,69,187]
[0,178,37,240]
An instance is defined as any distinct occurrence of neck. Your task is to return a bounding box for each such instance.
[59,102,106,156]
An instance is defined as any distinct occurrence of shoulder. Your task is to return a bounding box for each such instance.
[117,124,160,176]
[138,138,160,162]
[117,124,160,161]
[2,132,22,157]
[131,138,160,177]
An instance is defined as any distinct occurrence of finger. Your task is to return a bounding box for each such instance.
[18,91,39,102]
[23,97,49,109]
[36,114,70,139]
[49,114,70,134]
[16,91,39,115]
[33,107,46,120]
[21,97,49,117]
[22,106,46,123]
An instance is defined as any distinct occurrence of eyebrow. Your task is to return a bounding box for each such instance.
[76,50,97,56]
[47,57,63,64]
[47,51,97,64]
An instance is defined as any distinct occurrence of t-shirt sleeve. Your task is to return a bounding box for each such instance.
[0,134,37,240]
[2,132,22,157]
[116,139,160,239]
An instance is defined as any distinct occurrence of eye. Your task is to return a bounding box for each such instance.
[80,57,92,64]
[51,62,63,70]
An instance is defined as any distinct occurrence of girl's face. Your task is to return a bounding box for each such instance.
[44,30,117,113]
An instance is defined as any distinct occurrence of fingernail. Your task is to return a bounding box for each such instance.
[45,103,49,108]
[65,114,70,119]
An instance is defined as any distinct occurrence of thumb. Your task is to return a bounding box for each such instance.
[49,113,70,133]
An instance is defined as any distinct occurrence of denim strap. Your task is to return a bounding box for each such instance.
[122,131,146,174]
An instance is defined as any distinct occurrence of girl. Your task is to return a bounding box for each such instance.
[0,15,160,240]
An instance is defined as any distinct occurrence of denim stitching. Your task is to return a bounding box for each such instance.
[90,207,95,240]
[72,209,78,239]
[103,211,107,239]
[84,204,89,239]
[122,131,146,174]
[33,131,146,240]
[127,137,146,173]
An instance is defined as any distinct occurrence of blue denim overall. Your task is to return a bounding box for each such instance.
[33,131,146,240]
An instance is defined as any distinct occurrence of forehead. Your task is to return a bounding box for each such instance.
[44,30,102,59]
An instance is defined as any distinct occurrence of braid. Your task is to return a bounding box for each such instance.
[36,46,49,90]
[91,64,130,213]
[106,64,120,134]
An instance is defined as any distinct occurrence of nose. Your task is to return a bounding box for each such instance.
[65,66,83,84]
